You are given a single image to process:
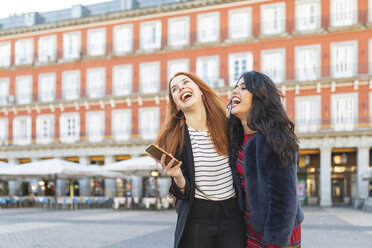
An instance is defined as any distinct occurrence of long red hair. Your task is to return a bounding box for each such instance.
[155,72,229,156]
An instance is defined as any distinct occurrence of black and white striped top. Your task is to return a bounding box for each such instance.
[188,126,235,201]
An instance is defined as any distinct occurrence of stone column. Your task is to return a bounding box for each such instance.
[30,157,41,196]
[159,178,170,198]
[320,147,332,207]
[54,157,66,197]
[357,146,370,199]
[79,156,91,196]
[104,155,116,197]
[7,158,20,196]
[131,176,143,198]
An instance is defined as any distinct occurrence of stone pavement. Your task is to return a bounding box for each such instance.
[0,207,371,247]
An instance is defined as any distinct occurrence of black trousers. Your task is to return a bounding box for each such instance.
[179,197,246,248]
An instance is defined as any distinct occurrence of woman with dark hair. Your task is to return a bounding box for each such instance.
[228,70,304,247]
[154,72,246,248]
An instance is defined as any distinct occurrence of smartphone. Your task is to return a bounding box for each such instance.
[145,144,179,166]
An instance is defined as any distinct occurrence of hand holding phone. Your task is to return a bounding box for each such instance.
[145,144,179,167]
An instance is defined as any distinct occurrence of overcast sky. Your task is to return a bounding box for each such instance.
[0,0,111,18]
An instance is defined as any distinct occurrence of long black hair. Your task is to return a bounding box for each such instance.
[228,70,298,167]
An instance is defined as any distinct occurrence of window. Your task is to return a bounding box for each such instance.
[139,107,159,140]
[196,56,220,88]
[87,28,106,56]
[261,2,286,35]
[295,96,321,133]
[261,49,285,83]
[0,118,8,145]
[112,109,131,141]
[370,92,372,126]
[295,0,321,31]
[168,16,189,47]
[0,78,9,106]
[38,35,57,63]
[13,116,31,145]
[113,24,133,54]
[229,8,252,40]
[113,65,132,96]
[228,52,253,86]
[168,59,189,80]
[16,76,32,104]
[63,31,81,59]
[86,111,104,142]
[62,70,80,100]
[331,93,358,131]
[15,38,34,65]
[331,41,357,78]
[140,20,161,50]
[370,0,372,23]
[369,39,372,74]
[60,113,80,143]
[140,62,160,94]
[87,67,105,98]
[39,73,56,102]
[331,0,357,27]
[36,115,54,144]
[0,42,11,67]
[197,12,220,43]
[295,45,321,81]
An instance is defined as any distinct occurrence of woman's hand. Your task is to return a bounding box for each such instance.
[149,154,186,190]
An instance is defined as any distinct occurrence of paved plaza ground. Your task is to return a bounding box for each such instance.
[0,206,371,248]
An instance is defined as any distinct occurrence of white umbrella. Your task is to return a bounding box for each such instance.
[0,159,98,179]
[103,156,160,176]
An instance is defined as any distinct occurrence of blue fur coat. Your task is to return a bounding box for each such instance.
[230,131,304,246]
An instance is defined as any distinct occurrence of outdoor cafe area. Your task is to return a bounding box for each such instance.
[0,157,174,210]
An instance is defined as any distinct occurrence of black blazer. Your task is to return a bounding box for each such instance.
[168,126,244,248]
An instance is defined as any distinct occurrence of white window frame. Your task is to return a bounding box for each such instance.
[38,73,56,102]
[261,48,286,83]
[295,44,321,81]
[0,78,10,106]
[87,28,106,56]
[196,56,221,88]
[331,93,358,131]
[0,118,8,145]
[113,24,133,54]
[86,111,105,142]
[87,67,106,98]
[197,12,220,43]
[140,20,162,50]
[261,2,286,35]
[139,61,160,94]
[168,16,190,47]
[167,59,189,80]
[370,92,372,127]
[228,7,252,40]
[113,64,132,96]
[112,109,131,141]
[0,42,11,68]
[139,107,159,140]
[15,38,34,65]
[36,114,54,144]
[15,75,33,104]
[13,116,32,145]
[228,52,253,86]
[330,0,357,27]
[38,35,57,63]
[295,0,321,31]
[62,70,81,100]
[369,39,372,74]
[295,95,321,133]
[63,31,81,59]
[331,40,358,79]
[60,113,80,143]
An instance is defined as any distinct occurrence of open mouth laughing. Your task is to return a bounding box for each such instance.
[180,91,193,102]
[231,96,241,107]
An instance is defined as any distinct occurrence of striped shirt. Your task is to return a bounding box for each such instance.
[188,126,235,201]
